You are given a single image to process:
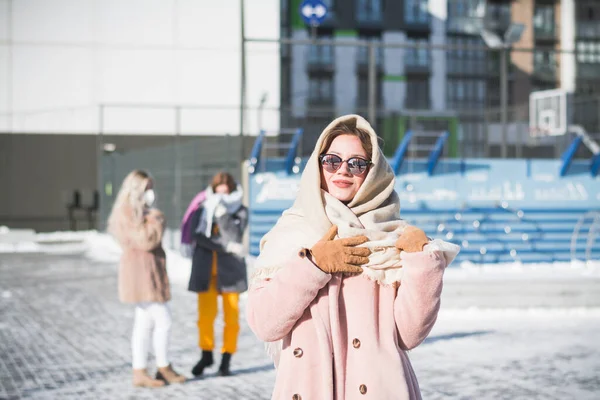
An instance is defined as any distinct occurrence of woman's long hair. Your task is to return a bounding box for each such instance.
[108,170,152,232]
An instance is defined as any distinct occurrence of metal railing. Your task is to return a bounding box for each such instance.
[571,211,600,263]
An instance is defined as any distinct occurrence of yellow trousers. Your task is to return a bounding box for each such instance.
[197,251,240,354]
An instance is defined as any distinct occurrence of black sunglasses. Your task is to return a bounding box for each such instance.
[319,154,373,176]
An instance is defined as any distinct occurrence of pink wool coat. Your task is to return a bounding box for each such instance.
[109,208,171,304]
[247,248,446,400]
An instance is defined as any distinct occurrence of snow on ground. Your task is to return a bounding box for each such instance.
[1,227,599,398]
[2,227,598,287]
[411,307,600,399]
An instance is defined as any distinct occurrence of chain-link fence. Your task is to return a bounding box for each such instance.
[98,136,247,237]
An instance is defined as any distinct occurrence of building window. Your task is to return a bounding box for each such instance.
[308,36,334,66]
[576,79,600,95]
[485,2,511,26]
[576,40,600,79]
[405,37,429,68]
[356,36,383,66]
[533,4,555,38]
[534,49,556,68]
[322,0,336,21]
[533,49,558,83]
[308,76,334,104]
[447,0,481,33]
[406,78,430,109]
[405,0,429,25]
[447,78,485,110]
[357,75,382,108]
[577,41,600,63]
[356,0,382,23]
[446,36,487,75]
[576,1,600,38]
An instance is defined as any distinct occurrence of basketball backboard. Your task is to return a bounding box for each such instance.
[529,89,571,137]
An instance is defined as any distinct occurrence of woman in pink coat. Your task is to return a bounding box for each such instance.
[247,115,459,400]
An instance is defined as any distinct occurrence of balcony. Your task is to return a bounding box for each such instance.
[307,46,335,74]
[577,63,600,79]
[533,62,558,82]
[356,10,383,28]
[356,46,384,73]
[577,21,600,39]
[534,25,558,41]
[447,16,483,35]
[404,0,430,32]
[404,48,430,74]
[482,3,512,36]
[404,16,430,32]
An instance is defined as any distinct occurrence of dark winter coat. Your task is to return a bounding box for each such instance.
[188,205,248,293]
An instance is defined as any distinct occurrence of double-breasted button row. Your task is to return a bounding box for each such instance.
[293,347,303,358]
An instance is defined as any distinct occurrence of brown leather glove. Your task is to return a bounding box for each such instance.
[395,226,429,253]
[308,226,371,274]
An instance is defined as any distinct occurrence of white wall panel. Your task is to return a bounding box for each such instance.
[13,0,94,43]
[1,0,280,135]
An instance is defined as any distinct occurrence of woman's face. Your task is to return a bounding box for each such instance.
[215,183,230,194]
[320,134,370,203]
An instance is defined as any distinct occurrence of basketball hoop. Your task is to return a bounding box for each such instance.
[529,89,570,138]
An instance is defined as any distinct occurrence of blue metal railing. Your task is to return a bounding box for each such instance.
[285,128,304,175]
[248,130,266,174]
[391,130,413,174]
[591,153,600,177]
[559,136,582,177]
[427,131,449,176]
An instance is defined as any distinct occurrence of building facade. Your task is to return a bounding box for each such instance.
[280,0,600,157]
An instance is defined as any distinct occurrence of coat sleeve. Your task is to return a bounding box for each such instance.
[246,254,332,342]
[393,249,446,350]
[128,209,165,251]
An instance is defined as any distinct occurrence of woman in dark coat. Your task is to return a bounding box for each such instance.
[189,172,248,377]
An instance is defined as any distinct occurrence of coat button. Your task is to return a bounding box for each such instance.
[298,249,306,258]
[359,384,367,394]
[293,348,303,358]
[292,394,302,400]
[352,338,361,348]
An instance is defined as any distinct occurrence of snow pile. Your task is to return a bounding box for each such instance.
[1,226,598,290]
[450,259,600,281]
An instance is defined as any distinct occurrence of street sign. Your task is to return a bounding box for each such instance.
[300,0,328,26]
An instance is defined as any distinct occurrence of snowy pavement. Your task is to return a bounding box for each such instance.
[0,231,599,399]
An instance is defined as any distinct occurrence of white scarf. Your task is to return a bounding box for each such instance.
[197,185,243,237]
[252,115,410,287]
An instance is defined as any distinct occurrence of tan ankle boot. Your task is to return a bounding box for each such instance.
[133,368,165,388]
[156,364,186,384]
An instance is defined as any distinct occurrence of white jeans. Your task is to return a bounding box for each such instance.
[131,302,172,369]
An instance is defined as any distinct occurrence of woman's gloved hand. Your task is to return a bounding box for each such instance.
[214,202,227,218]
[307,226,371,274]
[226,241,244,257]
[395,226,429,253]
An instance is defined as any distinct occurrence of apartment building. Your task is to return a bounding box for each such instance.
[280,0,600,155]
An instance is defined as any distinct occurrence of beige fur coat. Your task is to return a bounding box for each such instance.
[108,207,171,304]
